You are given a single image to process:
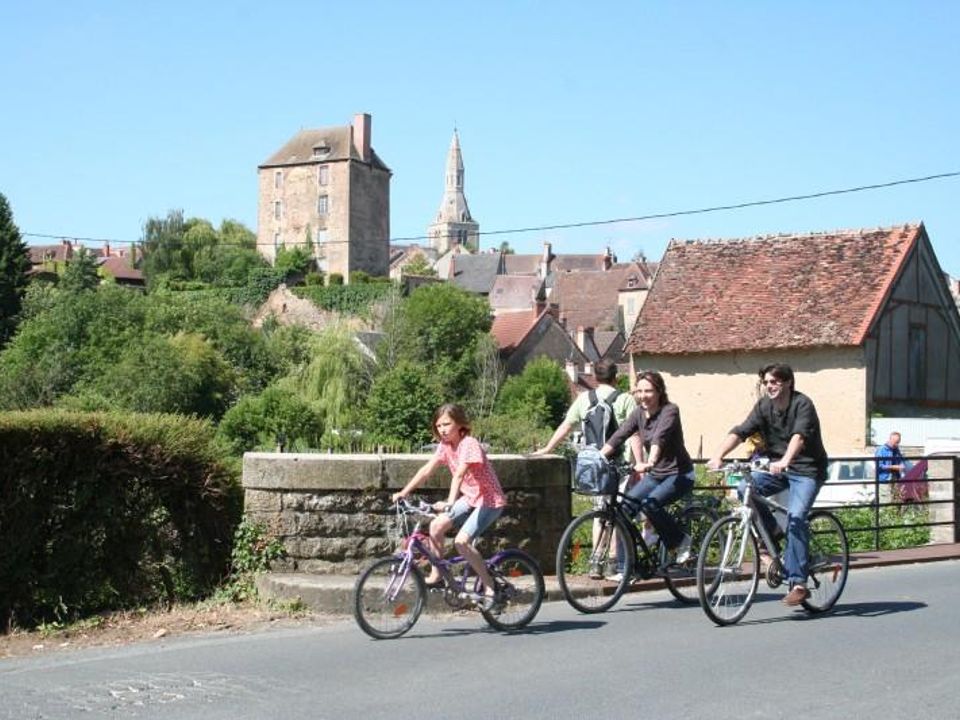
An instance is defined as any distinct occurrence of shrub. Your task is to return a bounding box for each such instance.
[0,410,240,630]
[473,413,552,453]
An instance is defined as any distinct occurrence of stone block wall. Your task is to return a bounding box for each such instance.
[242,452,571,574]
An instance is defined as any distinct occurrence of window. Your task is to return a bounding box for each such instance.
[317,194,329,216]
[273,232,280,249]
[274,170,282,189]
[274,201,282,220]
[627,298,636,315]
[312,142,331,159]
[318,165,329,186]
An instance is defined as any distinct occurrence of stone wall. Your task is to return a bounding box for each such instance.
[242,452,570,574]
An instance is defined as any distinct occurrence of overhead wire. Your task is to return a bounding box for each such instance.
[21,170,960,249]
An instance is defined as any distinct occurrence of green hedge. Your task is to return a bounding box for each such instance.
[0,410,241,630]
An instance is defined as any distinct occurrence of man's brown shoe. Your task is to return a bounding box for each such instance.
[783,585,809,606]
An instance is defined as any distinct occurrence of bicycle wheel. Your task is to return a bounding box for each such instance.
[353,556,426,639]
[663,505,717,604]
[481,549,545,631]
[556,509,634,613]
[802,510,849,613]
[697,515,760,626]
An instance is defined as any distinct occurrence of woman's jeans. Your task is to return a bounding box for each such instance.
[624,470,695,549]
[739,471,820,586]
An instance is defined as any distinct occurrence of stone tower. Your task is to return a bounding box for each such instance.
[257,113,391,282]
[427,130,479,254]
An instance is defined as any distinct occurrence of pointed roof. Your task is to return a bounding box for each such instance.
[431,130,474,225]
[626,223,924,355]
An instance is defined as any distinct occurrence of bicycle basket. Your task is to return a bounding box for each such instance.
[572,447,619,495]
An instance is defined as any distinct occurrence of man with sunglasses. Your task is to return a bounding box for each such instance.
[707,363,829,606]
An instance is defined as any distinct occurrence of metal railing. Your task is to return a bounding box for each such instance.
[693,455,959,552]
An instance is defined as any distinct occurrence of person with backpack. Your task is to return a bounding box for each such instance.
[533,360,641,580]
[600,370,695,565]
[532,359,639,459]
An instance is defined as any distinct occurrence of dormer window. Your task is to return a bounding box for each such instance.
[312,142,331,159]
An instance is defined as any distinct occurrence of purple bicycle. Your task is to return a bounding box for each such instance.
[353,499,545,639]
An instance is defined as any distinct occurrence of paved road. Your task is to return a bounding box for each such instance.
[2,560,958,720]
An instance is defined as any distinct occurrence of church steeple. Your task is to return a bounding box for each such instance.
[428,129,479,254]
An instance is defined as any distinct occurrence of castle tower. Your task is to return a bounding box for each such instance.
[427,130,479,254]
[257,113,391,282]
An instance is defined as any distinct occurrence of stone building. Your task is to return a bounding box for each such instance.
[257,113,391,281]
[427,130,479,254]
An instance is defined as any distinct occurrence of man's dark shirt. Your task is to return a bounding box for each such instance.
[730,390,828,482]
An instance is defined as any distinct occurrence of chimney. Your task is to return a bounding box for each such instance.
[565,360,577,383]
[103,241,111,258]
[576,325,595,354]
[539,241,553,279]
[352,113,371,163]
[602,246,614,271]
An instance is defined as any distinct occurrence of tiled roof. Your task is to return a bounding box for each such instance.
[450,253,503,294]
[98,256,144,282]
[28,243,72,263]
[502,254,541,274]
[489,275,543,312]
[260,126,390,172]
[490,309,541,352]
[553,264,642,332]
[626,224,923,355]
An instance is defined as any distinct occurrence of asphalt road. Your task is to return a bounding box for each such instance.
[2,560,958,720]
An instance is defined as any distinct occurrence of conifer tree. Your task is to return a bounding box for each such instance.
[0,192,31,344]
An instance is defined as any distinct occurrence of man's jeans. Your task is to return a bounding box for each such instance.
[625,470,695,549]
[739,471,819,586]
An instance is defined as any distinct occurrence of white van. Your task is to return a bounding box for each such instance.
[816,459,876,506]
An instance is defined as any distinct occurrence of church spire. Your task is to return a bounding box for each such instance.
[428,129,479,254]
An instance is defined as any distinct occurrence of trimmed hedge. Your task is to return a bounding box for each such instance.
[0,410,241,630]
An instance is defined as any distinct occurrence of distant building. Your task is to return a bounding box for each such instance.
[257,113,391,282]
[427,130,479,254]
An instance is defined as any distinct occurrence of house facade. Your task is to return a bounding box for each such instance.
[626,224,960,455]
[257,113,391,281]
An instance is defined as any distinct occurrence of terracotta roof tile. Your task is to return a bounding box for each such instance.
[626,224,922,355]
[553,264,644,332]
[490,310,541,351]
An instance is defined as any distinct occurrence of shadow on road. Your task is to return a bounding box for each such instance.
[733,593,928,626]
[403,618,608,639]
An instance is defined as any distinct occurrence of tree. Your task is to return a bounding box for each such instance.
[499,241,515,255]
[59,247,100,293]
[383,282,492,400]
[401,254,436,277]
[0,193,30,345]
[495,356,571,428]
[274,245,313,276]
[363,361,444,448]
[141,209,188,285]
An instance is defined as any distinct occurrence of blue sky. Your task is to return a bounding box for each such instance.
[3,2,959,274]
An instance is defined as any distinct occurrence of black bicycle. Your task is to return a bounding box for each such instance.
[696,461,850,626]
[556,464,719,613]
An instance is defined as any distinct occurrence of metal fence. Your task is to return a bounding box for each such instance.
[693,455,959,552]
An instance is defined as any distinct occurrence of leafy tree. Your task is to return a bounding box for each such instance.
[60,247,100,293]
[383,282,492,401]
[495,356,571,428]
[141,209,188,285]
[278,326,371,437]
[401,254,437,277]
[473,412,552,453]
[218,385,323,454]
[0,192,30,345]
[363,361,444,447]
[274,245,313,276]
[64,332,235,417]
[499,241,515,255]
[467,334,503,420]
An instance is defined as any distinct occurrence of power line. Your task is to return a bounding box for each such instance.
[22,170,960,248]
